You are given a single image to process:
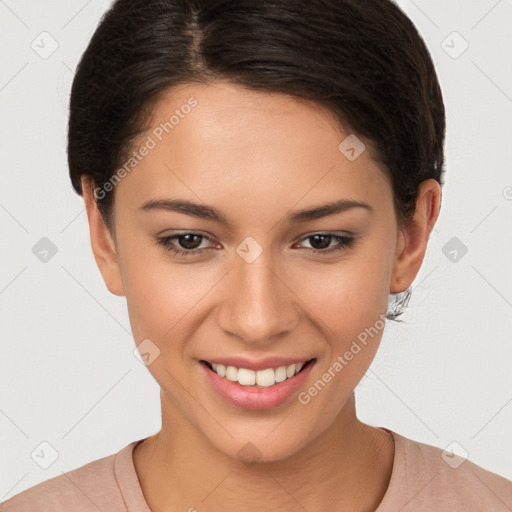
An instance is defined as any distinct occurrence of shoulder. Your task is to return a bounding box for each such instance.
[380,429,512,512]
[0,442,140,512]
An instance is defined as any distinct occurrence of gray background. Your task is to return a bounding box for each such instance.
[1,0,511,499]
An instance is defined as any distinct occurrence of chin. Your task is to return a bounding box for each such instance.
[207,424,316,466]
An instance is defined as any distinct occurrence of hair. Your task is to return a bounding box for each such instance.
[67,0,446,320]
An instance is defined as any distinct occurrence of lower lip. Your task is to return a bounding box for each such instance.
[200,359,316,411]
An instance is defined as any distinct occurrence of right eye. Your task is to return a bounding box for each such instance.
[155,233,217,257]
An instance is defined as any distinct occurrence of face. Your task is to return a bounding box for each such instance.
[83,80,437,462]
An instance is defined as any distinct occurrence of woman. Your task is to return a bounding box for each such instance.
[2,0,511,510]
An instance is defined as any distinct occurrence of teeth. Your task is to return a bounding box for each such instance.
[256,368,275,387]
[225,365,238,382]
[238,368,256,386]
[209,361,308,387]
[275,366,287,383]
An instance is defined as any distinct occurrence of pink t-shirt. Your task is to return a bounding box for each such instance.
[2,428,511,511]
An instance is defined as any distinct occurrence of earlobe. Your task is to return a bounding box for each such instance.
[81,177,125,297]
[390,179,442,294]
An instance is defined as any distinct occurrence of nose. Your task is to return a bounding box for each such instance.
[216,250,299,345]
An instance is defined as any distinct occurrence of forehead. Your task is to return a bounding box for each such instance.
[115,81,391,217]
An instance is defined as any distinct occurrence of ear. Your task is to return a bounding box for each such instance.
[390,179,442,294]
[81,176,125,297]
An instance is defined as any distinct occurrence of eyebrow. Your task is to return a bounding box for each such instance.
[139,197,373,226]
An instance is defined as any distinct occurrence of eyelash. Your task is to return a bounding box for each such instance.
[155,232,356,257]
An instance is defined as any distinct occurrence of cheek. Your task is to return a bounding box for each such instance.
[295,268,387,420]
[293,257,388,332]
[291,258,389,387]
[122,250,218,348]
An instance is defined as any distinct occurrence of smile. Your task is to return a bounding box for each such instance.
[202,359,316,388]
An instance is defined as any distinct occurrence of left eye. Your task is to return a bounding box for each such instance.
[155,232,356,257]
[296,233,356,254]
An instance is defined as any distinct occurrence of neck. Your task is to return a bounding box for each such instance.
[133,392,394,512]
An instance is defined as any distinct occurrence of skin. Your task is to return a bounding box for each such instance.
[81,80,441,511]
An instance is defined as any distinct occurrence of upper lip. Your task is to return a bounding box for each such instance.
[201,356,315,371]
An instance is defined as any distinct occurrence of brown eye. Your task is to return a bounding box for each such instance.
[156,233,215,257]
[297,233,356,254]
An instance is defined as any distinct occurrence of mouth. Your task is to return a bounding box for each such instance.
[200,358,317,388]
